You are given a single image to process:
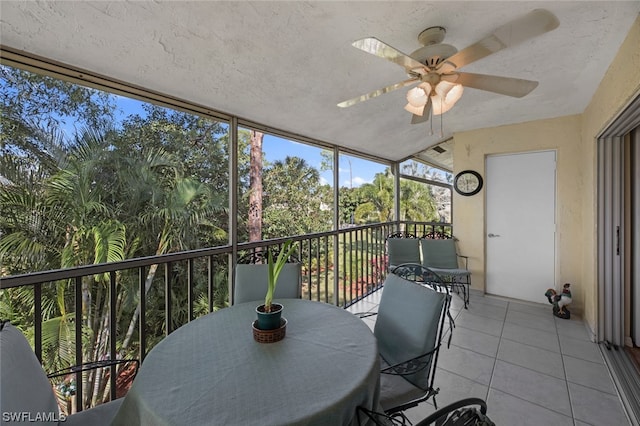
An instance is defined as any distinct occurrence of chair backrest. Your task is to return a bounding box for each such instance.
[387,238,421,268]
[0,322,59,422]
[374,274,446,390]
[420,238,459,269]
[234,263,302,305]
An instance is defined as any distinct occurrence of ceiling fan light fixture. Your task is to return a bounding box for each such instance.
[431,81,463,115]
[406,86,429,107]
[404,102,426,116]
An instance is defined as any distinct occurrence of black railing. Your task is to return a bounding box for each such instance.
[0,220,451,413]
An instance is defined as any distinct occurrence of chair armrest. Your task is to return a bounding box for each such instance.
[380,346,438,377]
[47,359,139,379]
[456,254,469,269]
[354,312,378,319]
[413,397,489,426]
[356,406,406,426]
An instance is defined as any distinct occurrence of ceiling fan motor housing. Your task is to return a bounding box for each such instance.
[412,26,458,68]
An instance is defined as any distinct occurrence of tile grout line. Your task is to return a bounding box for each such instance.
[485,299,508,405]
[555,311,578,425]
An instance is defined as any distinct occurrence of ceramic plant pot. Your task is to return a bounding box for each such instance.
[255,303,283,330]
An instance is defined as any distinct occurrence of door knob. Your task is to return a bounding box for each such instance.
[488,233,501,238]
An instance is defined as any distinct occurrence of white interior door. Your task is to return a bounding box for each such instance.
[486,151,556,303]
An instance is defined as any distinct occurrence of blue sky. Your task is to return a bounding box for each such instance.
[262,134,386,188]
[113,95,386,188]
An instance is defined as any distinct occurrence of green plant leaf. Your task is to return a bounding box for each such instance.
[264,240,296,312]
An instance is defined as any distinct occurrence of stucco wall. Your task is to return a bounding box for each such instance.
[451,15,640,335]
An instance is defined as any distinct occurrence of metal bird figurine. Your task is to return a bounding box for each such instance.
[545,283,572,319]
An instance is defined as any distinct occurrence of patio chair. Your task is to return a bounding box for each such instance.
[358,397,493,426]
[373,273,451,422]
[391,264,456,337]
[420,238,471,308]
[233,249,302,305]
[0,320,138,426]
[387,233,420,271]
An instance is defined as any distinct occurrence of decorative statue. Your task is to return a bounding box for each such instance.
[544,283,572,319]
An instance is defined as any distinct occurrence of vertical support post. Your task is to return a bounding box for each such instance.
[333,146,340,306]
[229,117,238,306]
[392,162,401,232]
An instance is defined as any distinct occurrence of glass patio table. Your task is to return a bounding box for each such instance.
[112,299,380,426]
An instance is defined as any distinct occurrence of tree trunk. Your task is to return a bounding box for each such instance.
[249,130,264,242]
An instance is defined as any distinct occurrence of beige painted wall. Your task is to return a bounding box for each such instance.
[580,14,640,334]
[451,15,640,335]
[453,116,583,313]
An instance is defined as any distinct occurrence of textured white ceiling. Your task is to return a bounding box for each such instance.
[1,1,638,163]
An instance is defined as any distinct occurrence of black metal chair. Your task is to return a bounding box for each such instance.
[386,232,420,271]
[415,398,494,426]
[420,238,471,309]
[365,272,452,424]
[358,397,493,426]
[391,264,456,349]
[0,320,138,425]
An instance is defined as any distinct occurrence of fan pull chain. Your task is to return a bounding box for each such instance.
[439,107,444,138]
[429,103,434,136]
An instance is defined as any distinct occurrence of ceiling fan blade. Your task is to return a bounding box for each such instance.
[352,37,425,72]
[411,101,431,124]
[337,78,419,108]
[439,9,559,71]
[444,72,538,98]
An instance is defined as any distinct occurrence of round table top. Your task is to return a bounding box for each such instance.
[112,299,380,426]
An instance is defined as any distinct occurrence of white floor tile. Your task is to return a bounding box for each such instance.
[356,288,629,425]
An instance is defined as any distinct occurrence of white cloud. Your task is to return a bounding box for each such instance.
[342,176,370,188]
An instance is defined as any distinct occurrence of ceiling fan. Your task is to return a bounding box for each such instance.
[337,9,559,124]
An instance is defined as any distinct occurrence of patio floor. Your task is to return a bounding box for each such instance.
[347,287,631,425]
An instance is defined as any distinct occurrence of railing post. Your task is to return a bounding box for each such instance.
[165,263,172,336]
[207,256,214,313]
[34,283,42,363]
[138,266,147,363]
[74,276,83,413]
[109,271,117,401]
[187,259,194,322]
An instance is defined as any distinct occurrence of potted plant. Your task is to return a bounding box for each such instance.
[255,240,297,331]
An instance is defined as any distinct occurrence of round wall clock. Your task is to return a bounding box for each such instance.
[454,170,483,196]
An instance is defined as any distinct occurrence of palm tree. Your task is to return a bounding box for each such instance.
[1,121,227,410]
[354,170,395,223]
[352,169,438,224]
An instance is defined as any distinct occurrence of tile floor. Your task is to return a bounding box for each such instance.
[347,288,631,426]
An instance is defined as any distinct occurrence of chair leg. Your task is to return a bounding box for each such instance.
[461,282,468,309]
[450,278,470,309]
[459,277,470,309]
